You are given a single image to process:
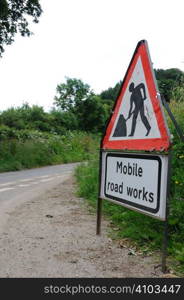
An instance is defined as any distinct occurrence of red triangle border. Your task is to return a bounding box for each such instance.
[101,40,171,151]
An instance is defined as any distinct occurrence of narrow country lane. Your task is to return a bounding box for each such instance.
[0,164,164,278]
[0,163,78,203]
[0,163,78,240]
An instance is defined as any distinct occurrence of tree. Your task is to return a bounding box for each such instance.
[53,78,111,132]
[0,0,42,56]
[54,77,94,112]
[100,81,121,102]
[50,109,79,133]
[154,68,184,102]
[77,95,109,132]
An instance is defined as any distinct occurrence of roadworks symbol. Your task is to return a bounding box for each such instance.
[113,82,151,137]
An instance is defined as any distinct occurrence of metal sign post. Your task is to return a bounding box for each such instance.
[96,197,102,235]
[162,211,169,273]
[96,150,103,235]
[161,151,172,273]
[161,96,184,142]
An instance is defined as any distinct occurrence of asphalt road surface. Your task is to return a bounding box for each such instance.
[0,163,78,232]
[0,163,78,204]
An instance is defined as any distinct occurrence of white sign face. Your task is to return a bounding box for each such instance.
[100,152,169,220]
[110,57,161,140]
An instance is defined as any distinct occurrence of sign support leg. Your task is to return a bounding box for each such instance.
[161,151,171,273]
[97,149,103,235]
[161,96,184,142]
[162,216,168,273]
[96,198,102,235]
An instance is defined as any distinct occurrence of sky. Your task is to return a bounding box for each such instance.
[0,0,184,112]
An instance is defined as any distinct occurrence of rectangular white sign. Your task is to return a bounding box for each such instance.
[100,152,169,220]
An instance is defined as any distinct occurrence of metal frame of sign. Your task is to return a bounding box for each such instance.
[96,40,175,273]
[97,149,171,273]
[103,152,163,215]
[98,150,169,219]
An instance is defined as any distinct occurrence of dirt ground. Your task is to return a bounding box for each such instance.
[0,175,169,278]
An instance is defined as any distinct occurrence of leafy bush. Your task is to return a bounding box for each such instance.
[0,129,99,172]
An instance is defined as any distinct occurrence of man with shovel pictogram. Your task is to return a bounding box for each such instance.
[112,82,151,137]
[127,82,151,136]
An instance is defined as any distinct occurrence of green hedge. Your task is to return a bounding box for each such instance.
[0,129,99,172]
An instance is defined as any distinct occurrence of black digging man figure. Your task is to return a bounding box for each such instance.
[127,82,151,136]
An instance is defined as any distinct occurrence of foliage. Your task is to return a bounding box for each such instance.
[171,83,184,103]
[53,77,110,132]
[155,68,184,102]
[49,109,79,133]
[54,77,93,112]
[166,100,184,142]
[0,0,42,56]
[0,103,77,134]
[0,129,99,172]
[167,101,184,208]
[100,81,122,103]
[0,103,53,132]
[76,95,110,132]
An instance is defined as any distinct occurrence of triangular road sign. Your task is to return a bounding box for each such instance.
[102,40,171,151]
